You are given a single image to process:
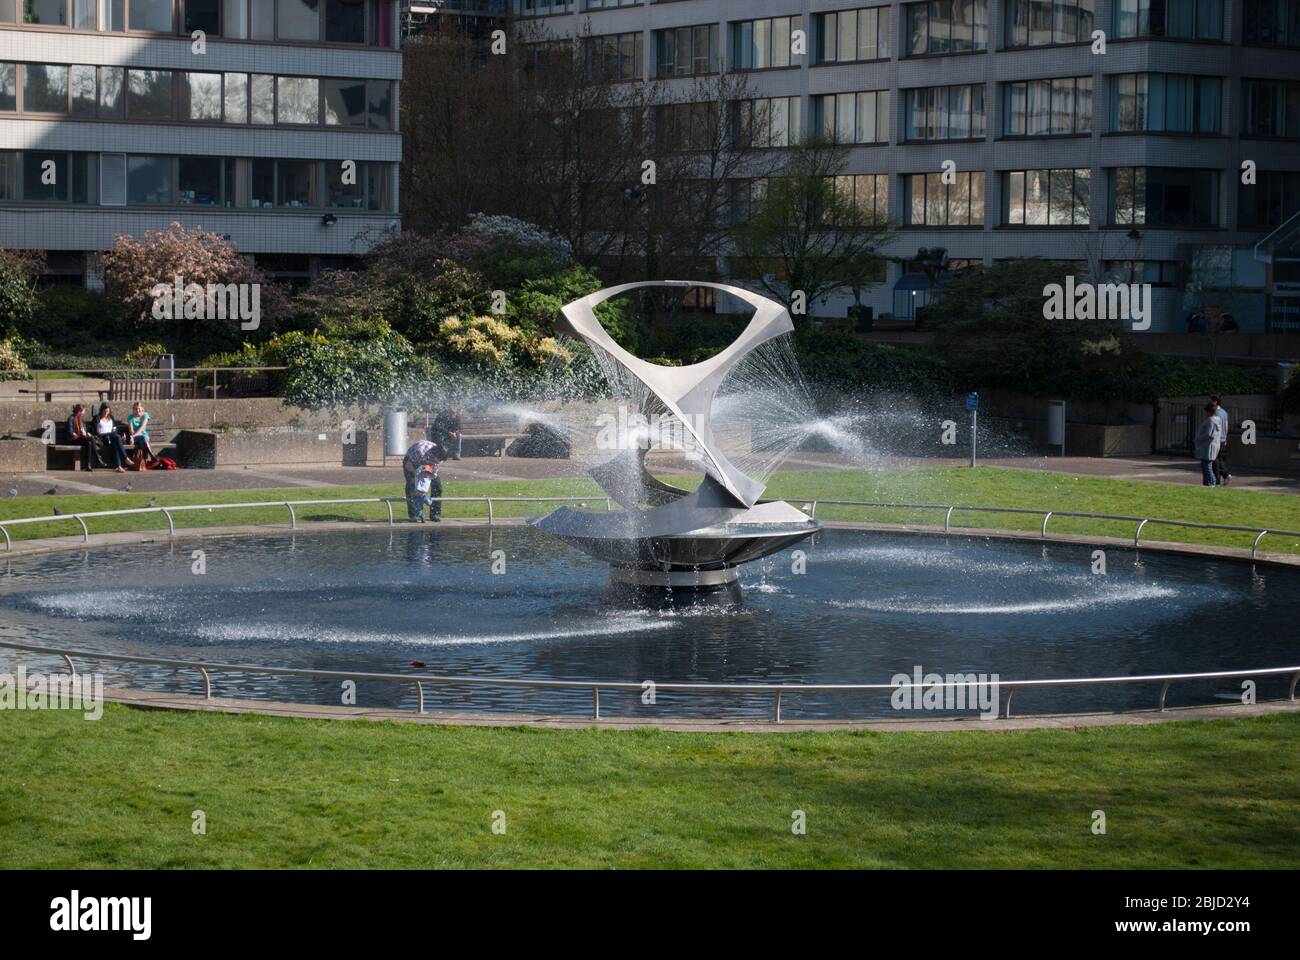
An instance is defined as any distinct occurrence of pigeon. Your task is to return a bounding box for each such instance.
[7,488,16,498]
[147,498,157,508]
[121,482,132,493]
[44,487,57,496]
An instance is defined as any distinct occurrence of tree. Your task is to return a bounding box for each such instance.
[99,223,286,346]
[0,248,40,333]
[731,136,893,316]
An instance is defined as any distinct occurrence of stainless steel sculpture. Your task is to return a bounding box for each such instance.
[530,281,819,598]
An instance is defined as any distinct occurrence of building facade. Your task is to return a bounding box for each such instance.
[0,0,403,285]
[510,0,1300,331]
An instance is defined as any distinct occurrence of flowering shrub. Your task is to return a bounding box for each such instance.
[0,337,27,378]
[463,214,574,266]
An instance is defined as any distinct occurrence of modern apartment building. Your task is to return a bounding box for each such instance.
[0,1,402,285]
[509,0,1300,331]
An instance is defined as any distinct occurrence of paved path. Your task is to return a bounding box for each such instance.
[4,451,1299,498]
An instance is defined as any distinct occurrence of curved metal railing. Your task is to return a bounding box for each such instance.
[2,494,1300,560]
[0,639,1295,723]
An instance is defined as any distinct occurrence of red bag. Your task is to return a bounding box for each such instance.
[148,456,179,471]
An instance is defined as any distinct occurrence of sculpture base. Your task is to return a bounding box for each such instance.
[602,568,743,607]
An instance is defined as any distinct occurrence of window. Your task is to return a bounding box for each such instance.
[655,25,720,77]
[905,1,988,55]
[904,84,985,141]
[1003,77,1091,135]
[1109,167,1218,226]
[24,64,68,114]
[127,155,173,204]
[177,155,221,204]
[1244,0,1300,46]
[1242,79,1300,137]
[276,0,317,40]
[1114,0,1222,39]
[0,152,16,201]
[276,76,319,124]
[326,0,366,42]
[834,173,890,222]
[367,80,390,129]
[731,16,799,70]
[815,91,890,144]
[250,159,275,208]
[1004,168,1091,224]
[1107,260,1178,285]
[366,161,389,211]
[129,0,174,31]
[184,0,220,33]
[512,0,575,13]
[0,63,14,111]
[904,171,985,224]
[251,74,273,124]
[734,97,801,148]
[223,72,247,123]
[586,32,644,83]
[101,0,124,30]
[99,66,124,116]
[326,159,364,208]
[73,0,95,28]
[1110,74,1221,133]
[815,7,889,62]
[1240,170,1300,228]
[71,64,96,116]
[185,72,222,121]
[657,101,717,152]
[23,0,67,25]
[100,153,126,205]
[1006,0,1094,46]
[324,78,366,126]
[23,151,69,201]
[277,159,315,207]
[127,69,173,120]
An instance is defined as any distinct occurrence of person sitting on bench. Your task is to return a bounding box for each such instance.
[67,404,103,471]
[127,401,155,470]
[93,402,129,474]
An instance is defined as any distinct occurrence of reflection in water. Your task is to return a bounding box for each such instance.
[0,527,1297,720]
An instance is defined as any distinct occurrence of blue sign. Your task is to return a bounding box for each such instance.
[964,392,979,412]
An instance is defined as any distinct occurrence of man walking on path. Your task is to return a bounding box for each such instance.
[1210,395,1231,486]
[403,437,446,522]
[1195,403,1224,487]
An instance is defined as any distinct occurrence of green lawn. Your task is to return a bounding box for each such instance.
[1,705,1296,868]
[3,465,1299,555]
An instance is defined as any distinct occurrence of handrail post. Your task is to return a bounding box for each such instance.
[1,524,9,552]
[1041,511,1052,538]
[198,666,212,700]
[385,500,395,526]
[76,515,89,543]
[415,680,425,714]
[486,498,494,526]
[592,686,600,719]
[1158,680,1171,711]
[162,508,175,537]
[1134,518,1149,548]
[604,498,612,511]
[809,501,818,519]
[1289,671,1298,701]
[1252,530,1268,560]
[286,503,297,530]
[62,654,76,679]
[773,689,782,723]
[944,506,954,532]
[1001,688,1014,719]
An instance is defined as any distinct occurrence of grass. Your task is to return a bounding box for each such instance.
[1,705,1297,869]
[2,465,1298,555]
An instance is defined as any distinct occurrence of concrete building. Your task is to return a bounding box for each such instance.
[507,0,1300,332]
[0,1,403,285]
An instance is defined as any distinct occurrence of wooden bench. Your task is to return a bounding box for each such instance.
[458,415,526,458]
[108,378,196,402]
[42,424,178,471]
[17,387,110,403]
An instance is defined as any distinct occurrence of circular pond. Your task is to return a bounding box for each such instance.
[1,526,1296,720]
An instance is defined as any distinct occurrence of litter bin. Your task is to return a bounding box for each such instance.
[383,410,408,459]
[1278,362,1297,392]
[1047,400,1067,457]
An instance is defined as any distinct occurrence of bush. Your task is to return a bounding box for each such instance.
[0,337,27,380]
[0,249,39,331]
[280,327,437,410]
[794,329,955,396]
[26,285,127,346]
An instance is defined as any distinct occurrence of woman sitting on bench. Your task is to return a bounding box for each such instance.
[67,404,103,471]
[127,401,155,469]
[93,402,129,474]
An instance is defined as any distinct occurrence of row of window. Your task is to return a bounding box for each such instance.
[0,149,393,209]
[0,62,393,129]
[583,1,1299,80]
[0,0,396,46]
[644,75,1299,151]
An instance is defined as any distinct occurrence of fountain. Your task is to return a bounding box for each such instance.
[529,281,820,601]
